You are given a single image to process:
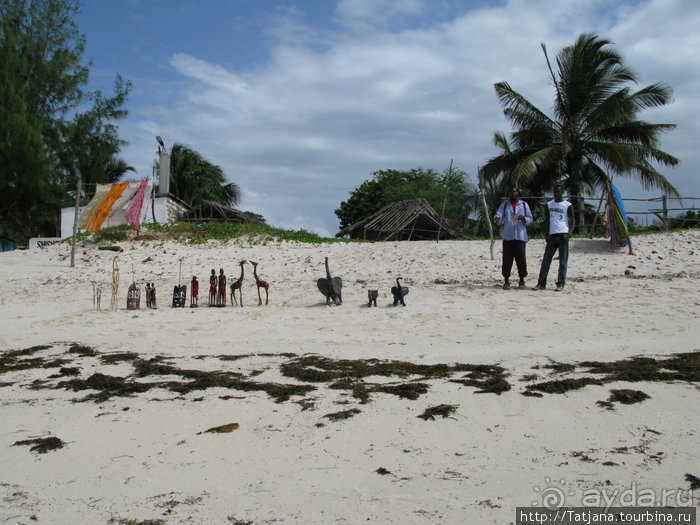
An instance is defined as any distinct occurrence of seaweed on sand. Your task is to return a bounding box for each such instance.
[13,436,65,453]
[449,364,511,394]
[100,352,139,364]
[67,344,97,357]
[323,408,361,421]
[597,389,651,409]
[417,404,458,421]
[281,355,456,382]
[525,351,700,397]
[58,373,155,402]
[525,377,603,395]
[580,352,700,382]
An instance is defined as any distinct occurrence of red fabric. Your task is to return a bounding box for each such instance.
[126,179,149,229]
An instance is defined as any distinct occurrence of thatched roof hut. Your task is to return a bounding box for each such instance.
[336,198,459,241]
[182,200,267,226]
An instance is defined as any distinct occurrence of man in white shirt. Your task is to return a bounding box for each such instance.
[535,185,575,291]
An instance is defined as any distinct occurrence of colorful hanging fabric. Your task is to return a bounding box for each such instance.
[78,184,112,229]
[107,181,142,218]
[607,184,629,246]
[126,179,150,230]
[81,182,129,233]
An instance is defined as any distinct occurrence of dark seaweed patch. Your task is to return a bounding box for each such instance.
[450,365,511,394]
[597,389,651,409]
[375,382,429,400]
[13,436,65,453]
[526,377,603,394]
[323,408,361,421]
[58,373,155,402]
[526,351,700,397]
[100,352,139,364]
[68,344,97,357]
[417,404,458,421]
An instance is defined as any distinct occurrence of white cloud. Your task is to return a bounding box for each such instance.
[120,0,700,234]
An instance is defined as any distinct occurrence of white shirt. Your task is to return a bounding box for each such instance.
[547,199,572,234]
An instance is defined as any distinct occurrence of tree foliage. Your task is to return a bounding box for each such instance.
[0,0,131,241]
[334,167,475,231]
[482,32,679,232]
[168,143,240,210]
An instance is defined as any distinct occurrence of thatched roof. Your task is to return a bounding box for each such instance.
[182,201,267,226]
[336,198,459,241]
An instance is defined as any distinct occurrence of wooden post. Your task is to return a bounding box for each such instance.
[662,195,668,231]
[70,180,81,268]
[478,168,495,260]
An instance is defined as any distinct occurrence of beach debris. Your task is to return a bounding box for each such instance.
[198,423,239,434]
[624,268,634,276]
[417,404,458,421]
[98,245,122,252]
[13,436,65,454]
[375,467,392,475]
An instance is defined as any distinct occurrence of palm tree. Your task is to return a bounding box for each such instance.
[168,143,240,209]
[103,155,135,182]
[482,32,679,231]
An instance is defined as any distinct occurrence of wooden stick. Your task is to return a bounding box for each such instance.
[478,168,495,260]
[70,180,81,268]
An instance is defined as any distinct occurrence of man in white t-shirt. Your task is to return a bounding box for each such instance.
[535,185,575,291]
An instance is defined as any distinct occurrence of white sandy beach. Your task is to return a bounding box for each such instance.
[0,230,698,524]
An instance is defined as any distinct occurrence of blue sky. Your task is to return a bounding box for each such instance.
[77,0,700,236]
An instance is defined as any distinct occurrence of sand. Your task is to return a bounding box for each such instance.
[0,230,698,524]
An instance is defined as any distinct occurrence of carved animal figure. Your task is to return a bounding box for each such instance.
[317,257,342,305]
[367,289,378,307]
[391,277,409,306]
[229,260,246,307]
[250,261,269,305]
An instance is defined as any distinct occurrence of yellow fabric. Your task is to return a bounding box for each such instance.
[78,184,111,229]
[81,182,129,233]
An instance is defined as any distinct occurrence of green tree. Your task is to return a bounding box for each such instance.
[0,0,131,239]
[168,143,240,209]
[483,32,679,231]
[335,167,474,231]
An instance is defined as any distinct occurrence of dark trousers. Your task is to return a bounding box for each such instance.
[502,240,527,282]
[537,234,569,287]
